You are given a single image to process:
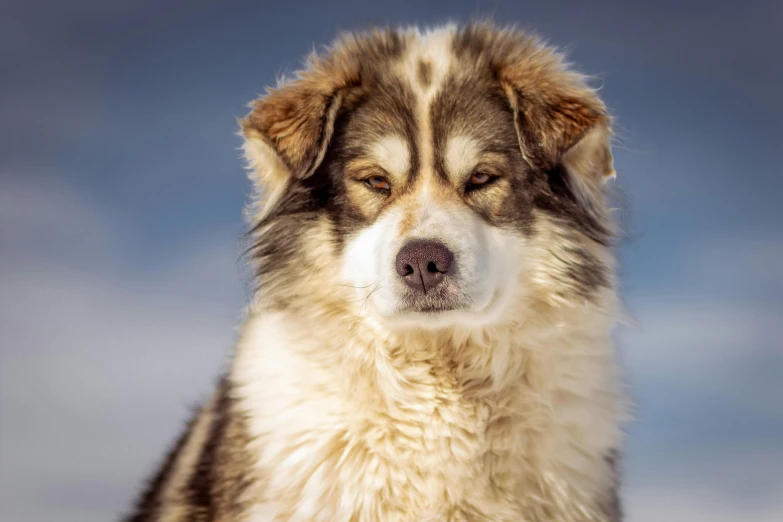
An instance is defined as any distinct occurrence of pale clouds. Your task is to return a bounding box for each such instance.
[0,177,244,522]
[627,484,783,522]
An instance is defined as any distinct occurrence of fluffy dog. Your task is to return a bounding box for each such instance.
[125,22,628,522]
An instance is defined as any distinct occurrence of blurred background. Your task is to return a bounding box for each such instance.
[1,0,781,521]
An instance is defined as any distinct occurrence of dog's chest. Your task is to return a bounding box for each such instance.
[234,316,611,521]
[353,368,495,517]
[236,356,519,522]
[241,363,534,521]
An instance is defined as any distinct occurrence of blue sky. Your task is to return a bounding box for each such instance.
[1,1,782,521]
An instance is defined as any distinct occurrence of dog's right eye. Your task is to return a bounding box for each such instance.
[365,175,391,192]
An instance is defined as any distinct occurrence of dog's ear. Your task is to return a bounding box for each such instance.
[497,48,615,211]
[240,56,360,193]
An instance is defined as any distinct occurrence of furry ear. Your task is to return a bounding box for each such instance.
[495,43,615,207]
[240,57,360,193]
[503,85,608,167]
[503,78,615,225]
[560,122,616,214]
[501,80,614,177]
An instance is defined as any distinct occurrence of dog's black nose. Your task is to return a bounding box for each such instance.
[395,240,454,293]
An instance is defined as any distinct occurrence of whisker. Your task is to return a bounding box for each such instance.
[334,283,376,290]
[360,285,382,313]
[335,282,381,304]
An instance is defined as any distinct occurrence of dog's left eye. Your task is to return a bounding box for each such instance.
[466,171,496,191]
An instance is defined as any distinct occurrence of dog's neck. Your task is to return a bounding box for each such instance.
[238,283,619,398]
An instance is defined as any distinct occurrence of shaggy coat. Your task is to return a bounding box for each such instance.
[125,22,628,522]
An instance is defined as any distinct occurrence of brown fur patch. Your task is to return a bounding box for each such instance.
[123,411,200,522]
[242,29,408,180]
[396,208,417,237]
[416,59,432,87]
[243,74,356,180]
[452,23,609,169]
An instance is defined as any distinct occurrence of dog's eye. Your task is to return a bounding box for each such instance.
[466,172,495,191]
[365,175,391,192]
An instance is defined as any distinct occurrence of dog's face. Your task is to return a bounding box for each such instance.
[333,63,529,328]
[242,25,616,330]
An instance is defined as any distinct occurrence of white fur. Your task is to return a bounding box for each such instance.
[242,135,293,222]
[233,245,625,521]
[444,135,481,180]
[339,199,522,329]
[370,135,411,181]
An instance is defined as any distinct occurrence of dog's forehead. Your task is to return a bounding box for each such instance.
[342,27,517,184]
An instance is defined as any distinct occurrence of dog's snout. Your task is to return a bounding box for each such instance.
[395,240,454,293]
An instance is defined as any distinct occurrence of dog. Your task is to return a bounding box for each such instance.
[124,22,628,522]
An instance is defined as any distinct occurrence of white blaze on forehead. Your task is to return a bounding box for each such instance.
[397,26,456,182]
[371,135,410,180]
[444,135,481,179]
[399,26,455,99]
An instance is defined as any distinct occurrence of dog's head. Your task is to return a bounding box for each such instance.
[242,24,617,331]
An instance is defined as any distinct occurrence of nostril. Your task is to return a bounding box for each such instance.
[427,261,438,273]
[402,264,414,276]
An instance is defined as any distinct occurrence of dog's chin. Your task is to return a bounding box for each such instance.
[366,290,504,331]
